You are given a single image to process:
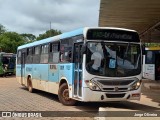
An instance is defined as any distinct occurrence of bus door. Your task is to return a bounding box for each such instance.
[21,52,25,85]
[73,43,83,97]
[155,53,160,80]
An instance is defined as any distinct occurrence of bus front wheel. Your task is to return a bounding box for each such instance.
[58,83,76,106]
[27,77,33,93]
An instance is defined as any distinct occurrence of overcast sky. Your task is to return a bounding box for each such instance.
[0,0,100,36]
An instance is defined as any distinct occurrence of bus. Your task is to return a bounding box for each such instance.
[143,47,160,80]
[0,52,16,76]
[16,27,142,105]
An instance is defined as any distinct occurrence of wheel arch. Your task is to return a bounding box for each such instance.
[59,77,69,88]
[27,74,32,86]
[27,74,32,80]
[58,77,76,106]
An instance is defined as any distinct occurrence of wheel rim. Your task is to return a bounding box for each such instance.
[62,89,70,101]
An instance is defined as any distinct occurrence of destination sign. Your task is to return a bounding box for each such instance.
[86,29,140,42]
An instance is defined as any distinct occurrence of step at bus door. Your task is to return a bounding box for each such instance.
[73,43,83,97]
[21,53,25,85]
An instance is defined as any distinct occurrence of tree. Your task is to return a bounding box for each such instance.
[37,29,62,40]
[0,24,6,34]
[0,32,25,53]
[20,33,36,43]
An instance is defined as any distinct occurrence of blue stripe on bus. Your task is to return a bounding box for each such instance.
[16,63,75,85]
[16,64,21,77]
[58,63,74,85]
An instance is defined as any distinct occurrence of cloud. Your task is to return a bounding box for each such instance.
[0,0,100,36]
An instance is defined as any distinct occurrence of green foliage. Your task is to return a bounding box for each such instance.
[0,32,25,53]
[20,33,36,43]
[37,29,62,40]
[0,24,6,34]
[0,23,62,53]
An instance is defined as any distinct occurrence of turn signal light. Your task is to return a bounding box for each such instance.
[132,93,140,97]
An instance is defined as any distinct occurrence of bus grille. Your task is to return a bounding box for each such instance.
[98,80,134,86]
[103,88,128,92]
[106,93,125,98]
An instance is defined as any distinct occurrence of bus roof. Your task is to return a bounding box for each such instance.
[18,35,60,50]
[18,27,138,50]
[18,28,84,50]
[60,28,84,39]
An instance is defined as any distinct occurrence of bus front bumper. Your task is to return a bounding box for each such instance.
[82,87,141,102]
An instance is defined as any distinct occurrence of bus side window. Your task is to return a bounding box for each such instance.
[60,38,73,63]
[33,46,40,64]
[61,47,72,62]
[40,44,49,63]
[49,42,60,63]
[26,48,33,64]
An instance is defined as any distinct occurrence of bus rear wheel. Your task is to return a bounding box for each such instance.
[58,83,76,106]
[27,77,33,93]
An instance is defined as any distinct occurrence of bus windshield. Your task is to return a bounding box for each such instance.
[2,56,15,69]
[86,42,141,77]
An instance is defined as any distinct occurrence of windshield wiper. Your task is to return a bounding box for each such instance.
[125,42,130,58]
[123,43,130,64]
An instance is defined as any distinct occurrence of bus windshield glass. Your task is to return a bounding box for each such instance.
[2,56,15,69]
[86,42,141,77]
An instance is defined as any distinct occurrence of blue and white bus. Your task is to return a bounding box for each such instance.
[16,27,142,105]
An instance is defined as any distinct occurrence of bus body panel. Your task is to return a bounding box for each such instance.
[58,63,74,97]
[33,64,49,81]
[58,63,74,85]
[32,64,41,80]
[16,63,75,96]
[16,64,21,84]
[48,64,59,82]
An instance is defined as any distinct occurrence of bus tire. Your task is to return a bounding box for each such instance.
[58,83,76,106]
[27,77,34,93]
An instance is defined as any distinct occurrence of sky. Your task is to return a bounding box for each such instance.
[0,0,100,36]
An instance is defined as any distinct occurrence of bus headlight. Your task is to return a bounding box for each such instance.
[130,80,141,90]
[85,80,101,91]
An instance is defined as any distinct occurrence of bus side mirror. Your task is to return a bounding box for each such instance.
[81,45,86,54]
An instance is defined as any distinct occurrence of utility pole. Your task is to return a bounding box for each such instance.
[50,22,52,37]
[50,22,51,30]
